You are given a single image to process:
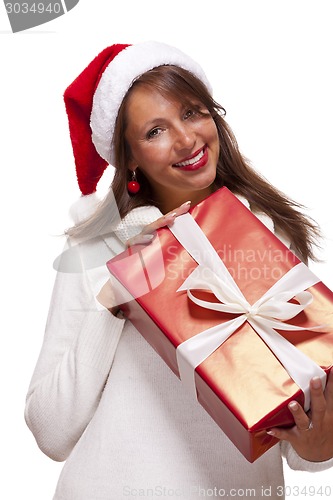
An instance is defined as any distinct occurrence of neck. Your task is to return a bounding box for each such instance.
[156,185,217,214]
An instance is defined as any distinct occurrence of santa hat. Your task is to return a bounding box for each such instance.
[63,41,212,216]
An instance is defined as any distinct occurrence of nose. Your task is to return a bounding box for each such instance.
[174,122,196,152]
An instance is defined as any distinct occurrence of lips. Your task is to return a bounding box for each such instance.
[173,146,208,171]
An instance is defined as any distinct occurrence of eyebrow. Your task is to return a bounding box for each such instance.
[144,118,166,128]
[135,117,166,136]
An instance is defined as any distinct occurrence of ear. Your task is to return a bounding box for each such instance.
[128,159,138,172]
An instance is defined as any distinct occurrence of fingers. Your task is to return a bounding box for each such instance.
[171,200,192,217]
[140,212,177,236]
[324,370,333,412]
[96,279,117,309]
[267,375,329,440]
[266,426,294,441]
[126,200,191,246]
[141,200,191,235]
[126,233,156,247]
[309,376,327,427]
[266,401,310,441]
[287,401,312,431]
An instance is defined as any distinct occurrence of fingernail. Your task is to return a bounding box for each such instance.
[141,234,154,242]
[180,201,191,208]
[164,212,177,221]
[311,376,322,389]
[288,401,298,412]
[266,430,276,436]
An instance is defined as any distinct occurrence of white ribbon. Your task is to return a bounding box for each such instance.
[168,213,327,411]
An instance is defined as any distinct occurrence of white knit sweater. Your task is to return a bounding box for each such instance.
[25,200,333,500]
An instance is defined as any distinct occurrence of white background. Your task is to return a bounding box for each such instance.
[1,1,332,498]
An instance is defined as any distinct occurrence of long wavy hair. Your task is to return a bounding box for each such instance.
[67,65,320,262]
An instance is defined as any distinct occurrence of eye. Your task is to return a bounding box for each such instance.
[146,127,163,140]
[184,109,195,120]
[183,104,209,120]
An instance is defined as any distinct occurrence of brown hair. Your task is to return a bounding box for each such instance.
[67,65,320,262]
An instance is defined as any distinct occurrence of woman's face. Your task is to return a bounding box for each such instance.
[125,85,220,212]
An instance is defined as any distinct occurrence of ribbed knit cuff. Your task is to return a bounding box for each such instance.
[282,441,333,472]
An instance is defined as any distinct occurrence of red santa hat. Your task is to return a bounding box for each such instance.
[64,41,212,200]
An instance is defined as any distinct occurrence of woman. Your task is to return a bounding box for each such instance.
[25,41,333,499]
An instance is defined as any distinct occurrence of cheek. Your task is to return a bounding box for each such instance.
[206,121,219,143]
[193,118,219,150]
[136,140,172,167]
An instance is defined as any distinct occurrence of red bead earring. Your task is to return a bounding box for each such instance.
[127,170,141,194]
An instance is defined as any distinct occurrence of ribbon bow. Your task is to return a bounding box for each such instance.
[168,213,327,410]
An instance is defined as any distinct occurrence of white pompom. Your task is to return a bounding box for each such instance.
[69,192,101,224]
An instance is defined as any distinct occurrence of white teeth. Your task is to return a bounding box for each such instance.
[175,148,204,167]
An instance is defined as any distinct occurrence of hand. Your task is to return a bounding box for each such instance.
[126,200,191,247]
[96,279,121,317]
[267,371,333,462]
[98,201,191,315]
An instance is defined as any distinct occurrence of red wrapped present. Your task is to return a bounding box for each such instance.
[107,187,333,462]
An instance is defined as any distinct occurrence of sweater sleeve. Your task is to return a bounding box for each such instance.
[24,237,125,462]
[281,441,333,472]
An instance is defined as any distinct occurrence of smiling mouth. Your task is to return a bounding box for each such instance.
[173,146,206,167]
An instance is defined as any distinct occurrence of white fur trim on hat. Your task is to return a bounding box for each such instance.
[90,41,212,166]
[69,192,101,224]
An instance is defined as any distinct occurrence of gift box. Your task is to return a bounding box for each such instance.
[106,187,333,462]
